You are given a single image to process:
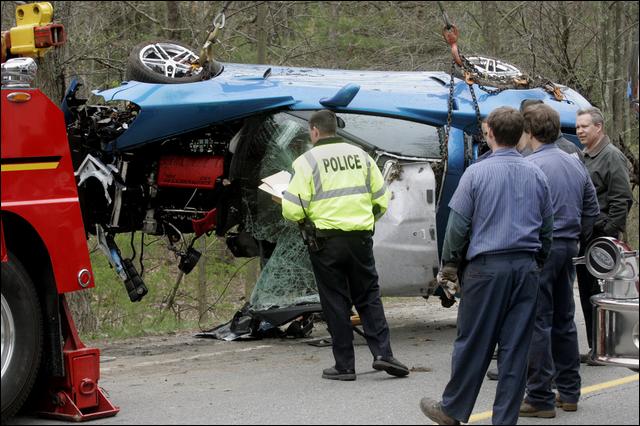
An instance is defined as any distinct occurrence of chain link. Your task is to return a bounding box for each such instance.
[434,60,456,197]
[440,59,456,168]
[467,82,484,140]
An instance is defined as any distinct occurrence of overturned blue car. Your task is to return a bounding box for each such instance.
[65,50,591,336]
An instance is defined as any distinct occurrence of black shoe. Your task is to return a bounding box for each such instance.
[486,368,498,381]
[372,356,410,377]
[580,352,605,366]
[322,367,356,381]
[419,398,460,425]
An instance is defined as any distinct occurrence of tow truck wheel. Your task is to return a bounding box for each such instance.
[1,253,43,422]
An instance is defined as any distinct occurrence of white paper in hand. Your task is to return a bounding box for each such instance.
[258,170,292,199]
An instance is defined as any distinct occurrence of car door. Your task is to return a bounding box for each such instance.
[335,113,443,297]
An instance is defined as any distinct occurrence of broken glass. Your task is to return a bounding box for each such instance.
[240,113,319,311]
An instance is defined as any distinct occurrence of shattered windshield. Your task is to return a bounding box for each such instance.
[240,113,319,311]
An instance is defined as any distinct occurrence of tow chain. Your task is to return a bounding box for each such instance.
[440,59,456,169]
[433,58,456,198]
[467,81,484,141]
[199,1,232,66]
[436,0,567,167]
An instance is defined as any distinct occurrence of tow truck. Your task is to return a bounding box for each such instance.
[1,3,118,421]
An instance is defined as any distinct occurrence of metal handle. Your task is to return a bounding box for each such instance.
[572,256,586,265]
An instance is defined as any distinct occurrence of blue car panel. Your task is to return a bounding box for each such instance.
[95,63,591,150]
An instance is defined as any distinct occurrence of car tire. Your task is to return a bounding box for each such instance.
[1,253,43,422]
[126,39,218,84]
[453,67,527,90]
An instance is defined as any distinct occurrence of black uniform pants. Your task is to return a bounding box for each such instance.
[308,234,393,372]
[575,263,600,350]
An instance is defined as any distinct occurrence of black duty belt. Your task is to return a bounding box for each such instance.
[316,229,373,238]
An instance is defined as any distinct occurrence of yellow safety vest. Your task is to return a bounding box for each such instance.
[282,137,389,231]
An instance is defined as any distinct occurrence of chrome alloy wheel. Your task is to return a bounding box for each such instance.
[138,42,203,78]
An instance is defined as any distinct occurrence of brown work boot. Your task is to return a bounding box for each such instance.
[555,394,578,412]
[519,401,556,418]
[419,398,460,425]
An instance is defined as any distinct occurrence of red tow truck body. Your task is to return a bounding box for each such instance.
[1,2,118,422]
[1,89,92,293]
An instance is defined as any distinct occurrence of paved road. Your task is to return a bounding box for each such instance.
[8,290,639,425]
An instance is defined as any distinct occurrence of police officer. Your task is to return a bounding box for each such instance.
[518,104,599,418]
[420,107,553,425]
[281,109,409,381]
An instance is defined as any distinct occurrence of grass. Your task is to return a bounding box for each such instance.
[80,233,258,341]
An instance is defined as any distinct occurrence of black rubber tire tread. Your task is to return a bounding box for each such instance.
[126,39,209,84]
[1,253,43,423]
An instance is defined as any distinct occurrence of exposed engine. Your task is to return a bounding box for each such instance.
[65,84,244,301]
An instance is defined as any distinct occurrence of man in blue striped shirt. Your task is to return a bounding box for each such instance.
[518,104,599,418]
[420,107,553,425]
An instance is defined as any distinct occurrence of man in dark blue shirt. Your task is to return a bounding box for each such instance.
[420,107,553,425]
[518,104,599,418]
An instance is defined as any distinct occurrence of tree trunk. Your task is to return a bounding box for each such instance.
[598,1,610,112]
[198,238,207,320]
[256,2,267,64]
[67,290,98,335]
[610,1,624,137]
[165,1,179,40]
[330,2,340,66]
[481,1,499,57]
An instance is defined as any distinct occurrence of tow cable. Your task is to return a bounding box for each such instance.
[436,1,566,165]
[198,1,232,73]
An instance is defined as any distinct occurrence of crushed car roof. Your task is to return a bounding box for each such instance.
[95,63,592,150]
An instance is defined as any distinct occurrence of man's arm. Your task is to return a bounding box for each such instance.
[536,174,554,267]
[439,169,475,282]
[580,168,600,243]
[441,210,472,266]
[536,214,554,267]
[600,151,633,236]
[282,159,312,223]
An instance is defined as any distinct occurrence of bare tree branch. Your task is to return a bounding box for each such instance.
[122,1,190,32]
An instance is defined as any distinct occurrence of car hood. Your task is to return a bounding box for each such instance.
[95,63,592,150]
